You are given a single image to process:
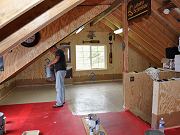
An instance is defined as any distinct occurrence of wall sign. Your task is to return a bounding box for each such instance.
[127,0,151,21]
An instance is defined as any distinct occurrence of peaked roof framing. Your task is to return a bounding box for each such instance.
[90,0,122,26]
[0,0,44,29]
[0,0,85,55]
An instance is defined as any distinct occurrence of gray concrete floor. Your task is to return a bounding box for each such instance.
[0,82,124,115]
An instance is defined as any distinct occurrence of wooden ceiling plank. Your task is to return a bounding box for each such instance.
[101,14,161,66]
[0,0,44,29]
[128,38,161,66]
[0,5,110,84]
[135,17,174,47]
[101,18,117,30]
[130,24,165,56]
[81,0,114,6]
[129,30,164,59]
[102,20,161,65]
[151,0,180,34]
[149,13,178,43]
[105,14,121,28]
[112,9,169,54]
[117,33,160,66]
[169,0,180,9]
[110,11,165,56]
[0,0,85,55]
[90,0,122,26]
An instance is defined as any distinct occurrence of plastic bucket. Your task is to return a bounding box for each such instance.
[46,66,53,78]
[45,66,55,81]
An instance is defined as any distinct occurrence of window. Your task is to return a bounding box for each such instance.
[76,45,106,70]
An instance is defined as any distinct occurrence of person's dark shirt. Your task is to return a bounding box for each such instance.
[54,49,67,72]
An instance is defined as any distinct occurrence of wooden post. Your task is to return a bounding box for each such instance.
[122,0,128,109]
[122,0,129,72]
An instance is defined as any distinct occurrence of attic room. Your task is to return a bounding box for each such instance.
[0,0,179,135]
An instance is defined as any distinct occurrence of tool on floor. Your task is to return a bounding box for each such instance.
[86,114,101,135]
[22,130,40,135]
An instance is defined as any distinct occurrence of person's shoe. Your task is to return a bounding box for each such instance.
[52,104,63,108]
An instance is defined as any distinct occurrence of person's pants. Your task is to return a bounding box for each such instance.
[55,70,66,106]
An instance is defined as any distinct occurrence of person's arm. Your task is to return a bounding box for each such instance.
[47,56,60,67]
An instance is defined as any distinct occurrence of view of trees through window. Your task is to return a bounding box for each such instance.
[76,45,106,70]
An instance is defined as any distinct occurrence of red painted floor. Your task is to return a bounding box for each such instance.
[98,111,180,135]
[165,128,180,135]
[0,102,86,135]
[98,111,150,135]
[0,102,179,135]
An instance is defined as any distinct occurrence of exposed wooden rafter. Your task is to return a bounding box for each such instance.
[0,0,85,55]
[152,0,180,34]
[0,0,44,29]
[101,15,160,66]
[171,0,180,8]
[100,1,179,67]
[111,10,165,56]
[90,0,122,26]
[0,5,110,84]
[122,0,129,72]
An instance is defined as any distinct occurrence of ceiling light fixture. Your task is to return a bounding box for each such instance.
[163,8,171,14]
[76,26,84,34]
[114,28,123,34]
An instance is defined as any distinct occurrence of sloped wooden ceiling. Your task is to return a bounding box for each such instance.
[0,0,179,83]
[0,0,44,29]
[100,0,179,66]
[0,0,114,84]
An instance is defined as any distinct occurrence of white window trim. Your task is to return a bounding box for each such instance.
[75,44,107,71]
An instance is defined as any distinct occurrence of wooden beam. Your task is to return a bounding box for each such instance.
[111,14,167,61]
[101,16,161,66]
[129,30,164,60]
[106,6,177,47]
[0,5,109,84]
[90,0,122,26]
[105,14,121,28]
[111,10,168,56]
[122,0,129,73]
[128,38,161,66]
[149,13,178,43]
[151,0,180,34]
[101,18,118,30]
[0,0,44,29]
[81,0,114,6]
[171,0,180,8]
[101,19,161,66]
[0,0,85,55]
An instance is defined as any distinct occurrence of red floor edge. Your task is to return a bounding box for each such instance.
[0,102,179,135]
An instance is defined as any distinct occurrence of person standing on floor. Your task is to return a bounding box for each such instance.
[48,45,67,108]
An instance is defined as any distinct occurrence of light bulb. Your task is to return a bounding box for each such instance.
[163,8,170,14]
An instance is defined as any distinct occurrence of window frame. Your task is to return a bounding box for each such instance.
[75,44,107,71]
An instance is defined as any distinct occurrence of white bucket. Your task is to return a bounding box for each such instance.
[45,66,55,81]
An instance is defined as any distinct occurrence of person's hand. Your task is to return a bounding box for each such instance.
[47,64,51,67]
